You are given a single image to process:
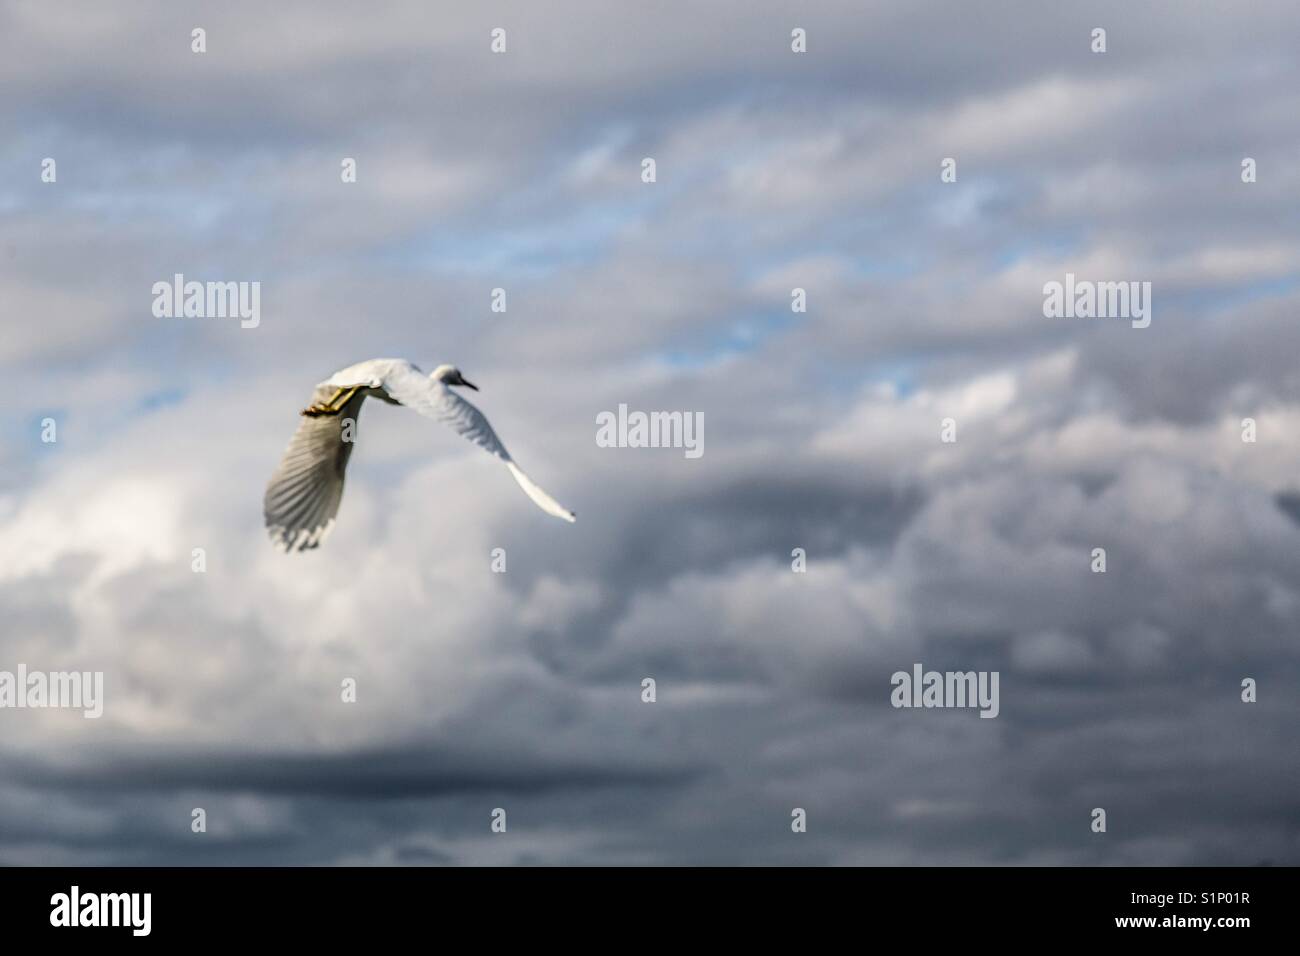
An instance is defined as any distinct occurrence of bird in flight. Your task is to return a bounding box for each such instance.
[264,358,576,552]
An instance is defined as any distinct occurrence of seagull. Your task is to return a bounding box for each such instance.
[264,358,575,552]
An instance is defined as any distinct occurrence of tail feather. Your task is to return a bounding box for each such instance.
[506,462,576,522]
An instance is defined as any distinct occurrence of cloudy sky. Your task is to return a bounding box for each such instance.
[1,0,1298,865]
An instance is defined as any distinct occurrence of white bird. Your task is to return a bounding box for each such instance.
[264,358,575,552]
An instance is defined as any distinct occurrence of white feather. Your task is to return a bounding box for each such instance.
[264,358,576,551]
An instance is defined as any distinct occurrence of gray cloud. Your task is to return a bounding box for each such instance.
[1,0,1298,865]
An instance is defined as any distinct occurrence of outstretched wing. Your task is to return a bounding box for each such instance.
[263,385,368,551]
[380,365,576,522]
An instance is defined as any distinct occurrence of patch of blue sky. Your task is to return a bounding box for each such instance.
[874,361,920,398]
[993,232,1084,270]
[2,133,276,234]
[379,194,664,279]
[653,341,922,402]
[1192,275,1300,316]
[734,201,933,284]
[813,353,922,398]
[653,306,803,368]
[755,244,926,283]
[134,387,187,414]
[62,189,233,232]
[925,177,998,227]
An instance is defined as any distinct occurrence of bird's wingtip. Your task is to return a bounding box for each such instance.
[265,520,334,552]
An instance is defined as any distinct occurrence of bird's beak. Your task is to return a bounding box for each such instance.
[459,377,479,391]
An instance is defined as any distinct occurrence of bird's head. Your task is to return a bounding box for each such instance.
[430,364,478,391]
